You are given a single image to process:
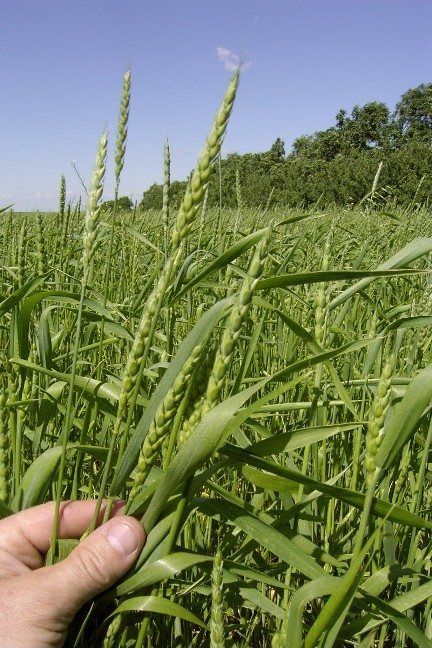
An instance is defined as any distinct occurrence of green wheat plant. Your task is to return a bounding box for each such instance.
[1,66,432,648]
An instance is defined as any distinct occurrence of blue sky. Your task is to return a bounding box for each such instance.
[1,0,430,211]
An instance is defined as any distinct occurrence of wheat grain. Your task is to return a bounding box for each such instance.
[114,69,131,192]
[82,131,108,282]
[210,548,225,648]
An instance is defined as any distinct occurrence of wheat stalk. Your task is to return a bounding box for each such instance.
[115,69,131,192]
[179,226,272,444]
[111,71,240,460]
[210,548,225,648]
[82,131,108,282]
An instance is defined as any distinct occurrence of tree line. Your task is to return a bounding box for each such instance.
[135,83,432,211]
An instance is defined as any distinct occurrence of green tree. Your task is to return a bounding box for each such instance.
[346,102,390,149]
[140,180,187,210]
[336,109,348,129]
[395,83,432,143]
[291,134,316,158]
[269,137,286,162]
[313,128,342,160]
[138,82,432,211]
[100,196,133,212]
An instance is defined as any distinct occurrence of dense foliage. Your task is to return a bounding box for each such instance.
[101,195,134,212]
[2,200,432,647]
[140,83,432,210]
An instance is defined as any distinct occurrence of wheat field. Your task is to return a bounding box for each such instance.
[1,71,432,647]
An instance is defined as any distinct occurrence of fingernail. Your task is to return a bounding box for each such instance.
[108,522,139,556]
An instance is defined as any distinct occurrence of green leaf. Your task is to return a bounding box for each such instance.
[0,275,48,316]
[342,581,432,645]
[286,577,337,648]
[241,464,299,492]
[142,380,267,532]
[110,595,206,628]
[199,498,324,580]
[271,337,377,382]
[12,443,108,510]
[203,479,343,569]
[221,446,432,530]
[17,290,117,359]
[376,363,432,474]
[114,548,286,600]
[110,297,231,495]
[329,237,432,311]
[239,585,285,619]
[385,315,432,333]
[244,423,361,456]
[171,228,267,302]
[11,358,124,413]
[356,591,432,648]
[115,552,212,596]
[257,268,425,292]
[304,533,375,647]
[125,225,163,254]
[14,446,62,510]
[274,309,358,414]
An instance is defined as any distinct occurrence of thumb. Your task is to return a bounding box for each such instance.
[39,515,145,619]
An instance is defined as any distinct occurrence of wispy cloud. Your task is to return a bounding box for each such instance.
[216,47,251,72]
[34,192,55,199]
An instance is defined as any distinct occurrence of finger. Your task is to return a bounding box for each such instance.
[27,515,145,620]
[0,500,124,569]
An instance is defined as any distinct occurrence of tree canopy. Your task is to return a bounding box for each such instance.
[101,196,133,212]
[140,82,432,211]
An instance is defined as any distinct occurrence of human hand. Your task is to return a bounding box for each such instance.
[0,500,146,648]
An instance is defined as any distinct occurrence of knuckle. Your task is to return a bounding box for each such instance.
[72,546,112,591]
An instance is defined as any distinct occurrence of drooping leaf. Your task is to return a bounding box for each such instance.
[110,595,206,628]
